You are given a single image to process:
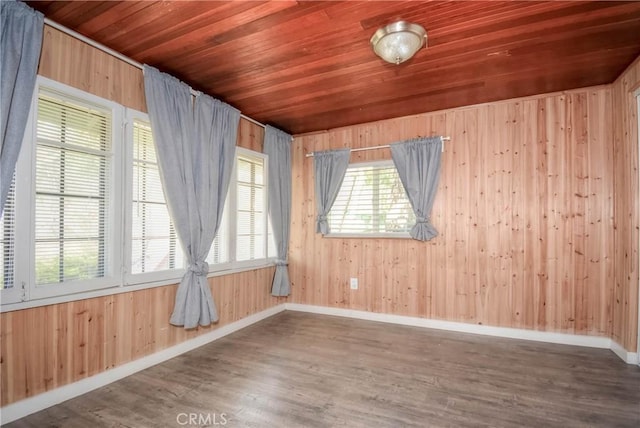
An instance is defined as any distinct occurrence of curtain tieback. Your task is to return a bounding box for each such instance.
[317,214,327,222]
[275,259,288,267]
[416,216,430,224]
[188,261,210,276]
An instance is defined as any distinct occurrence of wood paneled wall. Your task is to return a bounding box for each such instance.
[1,268,278,406]
[612,56,640,352]
[0,26,279,407]
[290,87,616,340]
[38,26,146,112]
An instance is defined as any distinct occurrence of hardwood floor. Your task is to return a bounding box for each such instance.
[7,311,640,427]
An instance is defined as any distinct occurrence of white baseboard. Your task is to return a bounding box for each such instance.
[3,302,637,424]
[610,340,640,364]
[0,304,286,425]
[284,303,636,361]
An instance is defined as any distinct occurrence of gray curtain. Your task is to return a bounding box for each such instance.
[390,136,443,241]
[1,0,44,212]
[264,126,292,296]
[313,148,351,234]
[143,65,239,329]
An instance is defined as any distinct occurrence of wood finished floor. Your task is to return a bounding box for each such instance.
[7,311,640,428]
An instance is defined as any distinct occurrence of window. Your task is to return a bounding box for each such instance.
[328,161,414,236]
[2,77,123,303]
[206,148,273,266]
[206,209,228,265]
[130,117,184,276]
[2,76,275,309]
[236,151,268,261]
[34,92,113,285]
[126,118,273,281]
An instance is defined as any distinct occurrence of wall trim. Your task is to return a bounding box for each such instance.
[3,303,637,424]
[611,339,640,365]
[0,304,286,425]
[284,305,637,364]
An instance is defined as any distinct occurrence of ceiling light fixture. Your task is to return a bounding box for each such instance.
[370,21,427,65]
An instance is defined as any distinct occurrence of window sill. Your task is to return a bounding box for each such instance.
[0,260,276,313]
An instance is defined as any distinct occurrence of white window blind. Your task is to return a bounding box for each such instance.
[236,153,267,261]
[131,119,184,274]
[206,204,228,265]
[2,76,276,308]
[328,162,415,234]
[34,92,112,285]
[1,178,16,290]
[267,219,277,258]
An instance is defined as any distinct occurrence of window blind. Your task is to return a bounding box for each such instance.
[236,154,266,261]
[34,93,111,285]
[206,203,228,265]
[1,178,16,290]
[329,163,414,234]
[131,119,184,274]
[2,78,278,307]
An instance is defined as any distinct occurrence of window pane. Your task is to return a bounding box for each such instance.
[253,235,265,258]
[236,153,267,261]
[131,119,183,274]
[236,235,252,261]
[35,239,102,284]
[37,146,104,196]
[207,198,229,265]
[238,203,265,234]
[328,164,414,234]
[132,202,182,273]
[1,177,16,289]
[132,163,165,204]
[35,92,111,285]
[38,95,109,152]
[254,163,264,185]
[237,158,253,183]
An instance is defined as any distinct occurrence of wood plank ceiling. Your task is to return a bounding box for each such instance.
[27,1,640,134]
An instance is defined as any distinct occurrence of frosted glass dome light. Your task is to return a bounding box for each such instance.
[370,21,427,65]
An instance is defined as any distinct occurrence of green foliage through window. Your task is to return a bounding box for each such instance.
[329,163,414,234]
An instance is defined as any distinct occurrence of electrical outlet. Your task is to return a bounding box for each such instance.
[350,277,358,290]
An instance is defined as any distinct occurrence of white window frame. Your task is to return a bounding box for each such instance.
[211,147,274,273]
[4,76,125,303]
[325,159,414,239]
[123,109,185,286]
[0,77,276,312]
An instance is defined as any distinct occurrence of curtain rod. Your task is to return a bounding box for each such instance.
[304,136,451,158]
[43,18,267,130]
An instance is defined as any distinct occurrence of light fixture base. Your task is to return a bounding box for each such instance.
[370,21,427,65]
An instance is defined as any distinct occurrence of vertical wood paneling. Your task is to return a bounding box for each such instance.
[612,56,640,352]
[237,118,265,152]
[0,269,279,406]
[0,25,280,407]
[290,87,616,341]
[38,26,146,112]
